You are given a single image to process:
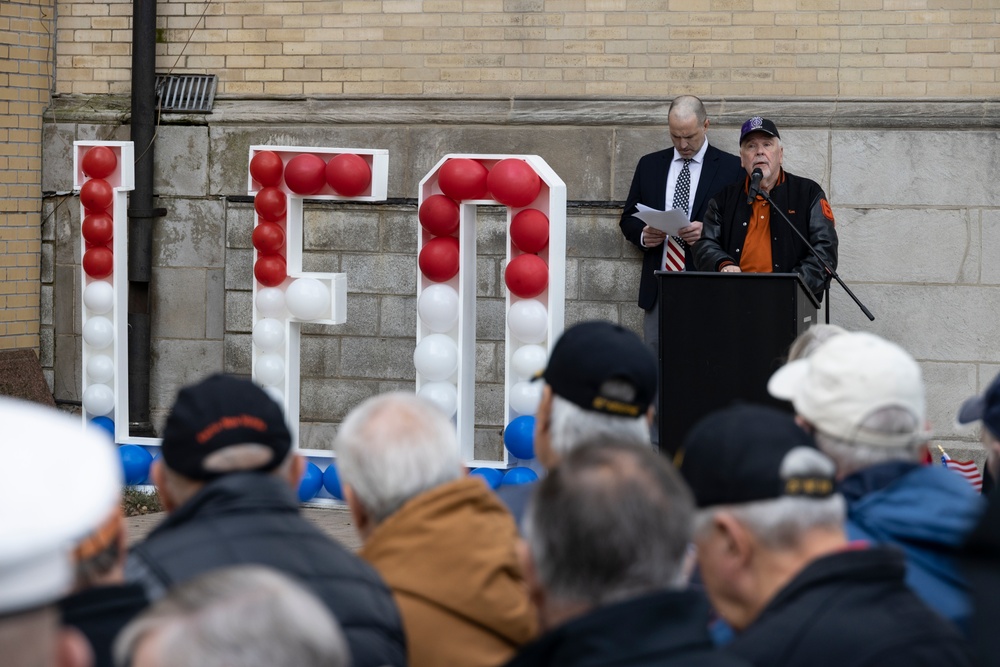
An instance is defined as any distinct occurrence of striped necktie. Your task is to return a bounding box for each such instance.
[664,158,692,271]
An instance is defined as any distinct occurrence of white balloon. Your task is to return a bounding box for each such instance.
[83,281,114,315]
[510,381,543,415]
[508,300,548,344]
[256,353,285,386]
[82,383,115,417]
[82,316,115,350]
[418,381,458,418]
[252,318,285,352]
[418,284,459,333]
[511,344,547,379]
[255,287,287,319]
[413,334,458,382]
[86,354,115,384]
[285,277,330,321]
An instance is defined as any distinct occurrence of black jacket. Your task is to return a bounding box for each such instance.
[728,547,974,667]
[60,583,149,667]
[125,473,406,667]
[619,145,744,310]
[503,589,752,667]
[694,170,838,298]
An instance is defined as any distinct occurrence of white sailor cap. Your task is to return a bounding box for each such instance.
[0,398,122,614]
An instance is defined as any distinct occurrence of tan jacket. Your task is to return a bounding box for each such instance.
[361,477,537,667]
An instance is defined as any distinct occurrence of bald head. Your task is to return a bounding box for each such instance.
[667,96,709,159]
[668,95,707,124]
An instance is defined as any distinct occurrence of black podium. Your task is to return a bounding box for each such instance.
[656,272,819,455]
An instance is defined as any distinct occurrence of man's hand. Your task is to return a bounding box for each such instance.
[641,225,667,248]
[721,265,742,273]
[677,221,703,245]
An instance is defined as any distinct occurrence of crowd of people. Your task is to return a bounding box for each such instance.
[2,318,998,667]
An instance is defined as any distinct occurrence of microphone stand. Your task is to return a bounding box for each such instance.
[756,189,875,322]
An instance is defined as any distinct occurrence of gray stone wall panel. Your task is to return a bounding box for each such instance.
[224,333,252,375]
[151,268,208,339]
[305,206,382,253]
[983,209,1000,285]
[149,339,224,415]
[154,198,227,268]
[341,253,417,295]
[225,290,252,334]
[340,336,416,380]
[300,335,342,378]
[154,126,211,197]
[922,361,979,440]
[379,295,417,337]
[300,377,381,422]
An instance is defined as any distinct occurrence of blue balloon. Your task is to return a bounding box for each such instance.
[298,462,324,502]
[503,415,536,460]
[89,416,115,441]
[322,462,343,500]
[502,466,539,486]
[119,445,153,486]
[470,467,504,489]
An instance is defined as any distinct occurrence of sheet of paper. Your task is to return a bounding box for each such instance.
[633,204,691,235]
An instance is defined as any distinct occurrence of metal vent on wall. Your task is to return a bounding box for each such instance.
[154,74,218,113]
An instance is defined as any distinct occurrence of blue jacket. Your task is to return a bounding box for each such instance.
[840,462,984,632]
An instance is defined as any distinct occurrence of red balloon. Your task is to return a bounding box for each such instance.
[510,209,549,253]
[326,153,372,196]
[83,246,114,279]
[284,154,327,195]
[252,222,285,254]
[488,158,541,208]
[81,211,114,246]
[254,187,287,222]
[504,254,548,299]
[81,146,117,179]
[254,255,287,287]
[80,179,113,211]
[418,195,460,236]
[418,236,460,283]
[438,158,489,201]
[250,150,284,187]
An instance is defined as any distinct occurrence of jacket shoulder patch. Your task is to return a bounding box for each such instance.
[820,198,835,223]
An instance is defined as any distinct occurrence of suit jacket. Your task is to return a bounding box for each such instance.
[619,144,744,310]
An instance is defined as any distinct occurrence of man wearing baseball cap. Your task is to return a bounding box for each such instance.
[768,331,982,631]
[124,374,406,667]
[957,370,1000,493]
[693,116,838,300]
[679,404,974,667]
[498,320,658,522]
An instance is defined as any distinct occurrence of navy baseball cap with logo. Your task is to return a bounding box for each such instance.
[678,403,835,508]
[957,371,1000,440]
[161,374,292,480]
[739,116,781,145]
[537,321,657,418]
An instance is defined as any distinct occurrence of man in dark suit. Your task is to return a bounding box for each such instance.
[619,96,743,348]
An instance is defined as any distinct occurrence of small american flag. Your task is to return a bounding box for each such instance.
[939,446,983,493]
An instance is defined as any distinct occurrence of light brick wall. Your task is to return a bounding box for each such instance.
[54,0,999,98]
[1,0,53,351]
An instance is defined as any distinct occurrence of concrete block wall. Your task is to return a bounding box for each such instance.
[41,97,1000,461]
[53,0,999,98]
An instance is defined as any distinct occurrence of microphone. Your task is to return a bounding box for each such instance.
[746,168,763,204]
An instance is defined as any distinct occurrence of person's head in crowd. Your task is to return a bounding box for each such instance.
[334,392,463,540]
[679,404,844,631]
[153,374,303,511]
[71,507,127,593]
[957,371,1000,484]
[534,321,657,469]
[667,95,710,160]
[739,116,783,191]
[0,399,122,667]
[521,440,694,631]
[785,323,847,362]
[113,565,349,667]
[768,331,930,478]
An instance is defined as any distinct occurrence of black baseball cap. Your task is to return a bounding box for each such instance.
[161,374,292,480]
[678,403,834,508]
[739,116,781,145]
[538,321,657,418]
[957,371,1000,440]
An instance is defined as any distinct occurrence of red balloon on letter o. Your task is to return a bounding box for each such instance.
[254,187,287,222]
[252,222,285,254]
[510,209,549,254]
[438,159,489,201]
[83,246,114,279]
[254,255,287,287]
[419,236,460,283]
[505,254,548,299]
[80,179,114,212]
[326,154,372,196]
[418,195,460,236]
[487,159,541,208]
[81,146,117,179]
[284,154,327,195]
[250,150,284,187]
[82,212,114,246]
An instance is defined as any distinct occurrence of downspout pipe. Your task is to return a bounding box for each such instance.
[127,0,165,436]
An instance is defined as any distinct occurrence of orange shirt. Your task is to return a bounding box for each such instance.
[740,170,786,274]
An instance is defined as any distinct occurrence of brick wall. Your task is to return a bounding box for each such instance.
[54,0,999,98]
[0,0,53,351]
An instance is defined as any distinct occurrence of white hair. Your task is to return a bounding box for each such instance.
[333,392,462,523]
[815,406,926,477]
[114,565,349,667]
[786,323,847,362]
[548,393,650,459]
[695,447,845,550]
